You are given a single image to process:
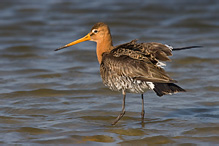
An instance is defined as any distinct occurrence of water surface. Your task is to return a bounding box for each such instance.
[0,0,219,145]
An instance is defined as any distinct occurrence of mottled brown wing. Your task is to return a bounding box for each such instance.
[100,52,176,84]
[140,42,173,61]
[114,40,173,62]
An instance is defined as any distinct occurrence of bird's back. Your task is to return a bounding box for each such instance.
[112,39,173,63]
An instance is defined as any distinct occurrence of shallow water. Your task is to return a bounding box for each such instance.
[0,0,219,145]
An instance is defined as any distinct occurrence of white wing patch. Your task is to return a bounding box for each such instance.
[165,44,173,51]
[156,61,166,68]
[146,82,155,89]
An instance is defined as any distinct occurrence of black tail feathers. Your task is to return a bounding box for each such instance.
[153,83,186,97]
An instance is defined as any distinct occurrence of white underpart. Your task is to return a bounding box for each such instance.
[156,61,166,68]
[104,75,151,93]
[146,82,155,90]
[165,44,173,51]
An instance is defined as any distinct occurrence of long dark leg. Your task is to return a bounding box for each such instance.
[141,94,145,123]
[112,90,126,125]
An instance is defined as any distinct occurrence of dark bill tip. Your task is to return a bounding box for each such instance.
[54,46,67,51]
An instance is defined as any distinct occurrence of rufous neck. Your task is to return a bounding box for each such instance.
[96,37,113,64]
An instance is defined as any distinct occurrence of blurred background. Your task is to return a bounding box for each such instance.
[0,0,218,145]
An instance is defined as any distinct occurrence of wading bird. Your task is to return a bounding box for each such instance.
[55,22,200,125]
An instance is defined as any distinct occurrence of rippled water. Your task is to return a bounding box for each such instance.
[0,0,219,145]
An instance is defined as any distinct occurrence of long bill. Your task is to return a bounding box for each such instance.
[55,33,91,51]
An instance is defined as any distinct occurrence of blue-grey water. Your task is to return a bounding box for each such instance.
[0,0,219,145]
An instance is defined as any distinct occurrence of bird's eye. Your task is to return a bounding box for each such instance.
[92,29,98,33]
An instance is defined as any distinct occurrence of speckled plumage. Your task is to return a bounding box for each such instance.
[100,40,182,95]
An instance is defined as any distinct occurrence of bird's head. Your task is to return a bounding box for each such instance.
[55,22,111,51]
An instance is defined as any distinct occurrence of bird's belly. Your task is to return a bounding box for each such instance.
[102,76,150,93]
